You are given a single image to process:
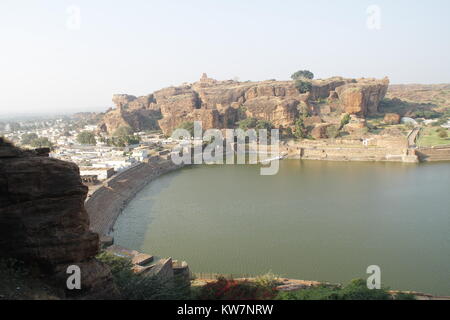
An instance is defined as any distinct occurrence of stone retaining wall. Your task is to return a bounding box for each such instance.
[287,146,418,163]
[85,159,183,236]
[416,146,450,162]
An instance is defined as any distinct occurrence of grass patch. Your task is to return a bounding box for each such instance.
[417,127,450,147]
[276,279,415,300]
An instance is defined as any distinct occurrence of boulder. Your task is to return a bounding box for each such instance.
[311,123,334,139]
[335,78,389,116]
[0,139,117,299]
[384,113,401,125]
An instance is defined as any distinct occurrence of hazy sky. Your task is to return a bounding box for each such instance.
[1,0,450,115]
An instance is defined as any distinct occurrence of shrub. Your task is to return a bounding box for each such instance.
[291,70,314,80]
[294,80,312,94]
[196,276,277,300]
[340,113,351,129]
[30,137,53,148]
[326,125,340,139]
[176,122,195,137]
[255,120,274,131]
[97,251,190,300]
[276,279,396,300]
[237,118,258,130]
[113,126,134,137]
[438,130,448,138]
[413,110,442,119]
[294,118,307,139]
[77,131,97,145]
[254,272,280,288]
[21,133,38,145]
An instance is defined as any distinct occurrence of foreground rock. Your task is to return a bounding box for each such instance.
[98,74,389,135]
[0,138,117,299]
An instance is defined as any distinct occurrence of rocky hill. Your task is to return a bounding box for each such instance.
[386,84,450,111]
[0,138,116,299]
[98,74,390,135]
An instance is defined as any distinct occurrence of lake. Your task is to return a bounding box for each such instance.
[113,160,450,295]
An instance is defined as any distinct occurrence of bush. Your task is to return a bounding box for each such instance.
[238,118,258,130]
[237,118,273,132]
[196,276,277,300]
[30,137,53,148]
[438,130,448,138]
[326,125,340,139]
[21,133,38,145]
[413,110,442,119]
[97,252,190,300]
[291,70,314,80]
[294,80,312,94]
[340,113,351,129]
[294,118,307,139]
[254,272,280,288]
[113,126,134,137]
[176,122,195,137]
[77,131,97,145]
[276,279,398,300]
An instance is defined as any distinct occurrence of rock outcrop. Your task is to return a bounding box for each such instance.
[0,138,116,299]
[384,113,401,125]
[335,78,390,116]
[98,74,389,135]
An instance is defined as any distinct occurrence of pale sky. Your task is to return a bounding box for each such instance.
[1,0,449,115]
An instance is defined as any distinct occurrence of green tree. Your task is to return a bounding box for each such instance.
[176,122,195,137]
[438,130,448,139]
[294,118,307,139]
[255,120,274,131]
[113,126,134,137]
[294,80,312,94]
[340,113,351,129]
[237,118,258,130]
[291,70,314,80]
[326,125,339,139]
[77,131,97,145]
[21,133,38,145]
[30,137,53,148]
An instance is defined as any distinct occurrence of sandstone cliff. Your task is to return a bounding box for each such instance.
[0,138,116,299]
[98,74,389,135]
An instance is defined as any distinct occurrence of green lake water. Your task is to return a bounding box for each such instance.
[113,160,450,295]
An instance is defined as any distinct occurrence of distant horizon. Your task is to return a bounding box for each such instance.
[1,77,449,119]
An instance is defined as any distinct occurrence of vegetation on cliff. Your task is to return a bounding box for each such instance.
[77,131,97,145]
[192,276,415,301]
[97,252,191,300]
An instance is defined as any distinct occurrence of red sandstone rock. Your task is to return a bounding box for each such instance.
[384,113,401,124]
[98,75,390,135]
[0,139,117,299]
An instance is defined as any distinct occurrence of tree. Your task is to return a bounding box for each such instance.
[438,130,448,139]
[294,118,307,139]
[291,70,314,80]
[294,80,312,94]
[237,118,258,130]
[21,133,38,145]
[255,120,274,131]
[176,122,195,137]
[77,131,97,145]
[340,114,351,129]
[113,126,134,137]
[30,137,53,148]
[326,125,340,139]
